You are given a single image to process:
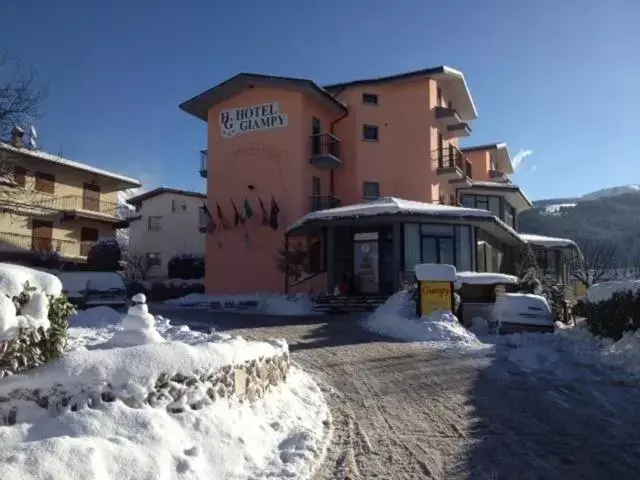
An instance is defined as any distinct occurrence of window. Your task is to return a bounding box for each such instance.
[475,195,489,210]
[13,166,26,188]
[146,252,162,268]
[198,206,209,228]
[455,225,473,271]
[362,124,379,141]
[362,93,379,105]
[34,171,55,194]
[437,87,443,107]
[488,196,501,218]
[311,176,320,196]
[362,181,380,200]
[460,194,474,208]
[311,117,321,155]
[171,198,187,213]
[148,216,162,231]
[504,204,515,228]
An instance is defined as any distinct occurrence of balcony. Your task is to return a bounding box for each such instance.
[309,195,341,212]
[446,122,472,138]
[432,145,473,183]
[309,133,341,169]
[31,195,122,222]
[199,150,208,178]
[489,169,510,183]
[0,231,79,258]
[434,106,463,127]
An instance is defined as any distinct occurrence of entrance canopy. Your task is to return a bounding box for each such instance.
[286,197,522,246]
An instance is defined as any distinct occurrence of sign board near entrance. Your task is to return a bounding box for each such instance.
[219,102,288,138]
[420,281,454,316]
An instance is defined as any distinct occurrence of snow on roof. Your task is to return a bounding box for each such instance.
[0,143,141,188]
[456,271,519,285]
[415,263,457,282]
[287,197,507,233]
[518,233,578,249]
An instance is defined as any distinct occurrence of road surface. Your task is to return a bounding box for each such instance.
[152,305,640,479]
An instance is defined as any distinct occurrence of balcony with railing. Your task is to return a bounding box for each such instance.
[432,145,472,181]
[489,169,510,183]
[309,195,341,212]
[0,231,80,258]
[31,195,121,221]
[199,149,208,178]
[309,133,341,169]
[435,106,472,139]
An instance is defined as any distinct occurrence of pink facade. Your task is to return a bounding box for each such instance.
[180,67,528,295]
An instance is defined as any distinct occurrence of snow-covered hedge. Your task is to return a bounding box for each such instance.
[0,264,75,377]
[586,281,640,340]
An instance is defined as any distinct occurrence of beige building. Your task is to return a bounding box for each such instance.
[127,188,207,278]
[0,129,141,265]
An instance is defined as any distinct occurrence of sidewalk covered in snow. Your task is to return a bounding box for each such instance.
[285,197,524,296]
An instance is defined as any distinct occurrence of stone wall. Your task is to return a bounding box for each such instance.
[0,351,290,426]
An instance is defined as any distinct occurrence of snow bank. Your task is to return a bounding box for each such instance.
[0,335,287,397]
[0,367,326,480]
[0,263,62,297]
[587,280,640,304]
[69,305,122,327]
[165,292,317,316]
[362,292,481,346]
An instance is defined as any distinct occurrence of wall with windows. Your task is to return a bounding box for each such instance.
[476,229,508,273]
[532,246,570,285]
[128,192,206,278]
[460,193,516,229]
[403,223,475,272]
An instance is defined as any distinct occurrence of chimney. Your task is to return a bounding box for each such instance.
[11,126,25,148]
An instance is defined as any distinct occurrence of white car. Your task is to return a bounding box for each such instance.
[57,271,128,310]
[492,293,555,334]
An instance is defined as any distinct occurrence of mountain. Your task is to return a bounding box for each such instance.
[518,185,640,262]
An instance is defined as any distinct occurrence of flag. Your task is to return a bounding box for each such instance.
[231,199,243,226]
[243,198,254,220]
[216,203,230,230]
[202,202,216,231]
[258,197,269,226]
[269,195,280,230]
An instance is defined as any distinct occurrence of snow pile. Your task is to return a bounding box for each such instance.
[497,325,640,381]
[0,367,326,480]
[587,280,640,304]
[165,292,317,316]
[362,292,481,346]
[455,271,519,287]
[69,305,122,328]
[96,294,165,349]
[0,262,62,297]
[0,292,52,341]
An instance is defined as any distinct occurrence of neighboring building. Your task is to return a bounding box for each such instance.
[0,129,141,266]
[126,187,207,278]
[179,66,574,295]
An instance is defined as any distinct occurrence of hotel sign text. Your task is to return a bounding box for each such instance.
[219,102,288,138]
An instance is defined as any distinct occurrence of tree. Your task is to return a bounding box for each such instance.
[570,240,617,288]
[0,50,47,139]
[123,251,152,282]
[87,238,122,271]
[273,239,308,283]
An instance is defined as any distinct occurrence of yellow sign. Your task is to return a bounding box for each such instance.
[420,281,453,316]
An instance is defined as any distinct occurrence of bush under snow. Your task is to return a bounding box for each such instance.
[362,291,481,346]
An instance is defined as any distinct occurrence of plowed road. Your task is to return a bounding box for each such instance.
[154,306,640,480]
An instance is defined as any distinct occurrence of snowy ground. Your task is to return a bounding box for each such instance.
[164,292,317,316]
[157,305,640,479]
[0,306,330,480]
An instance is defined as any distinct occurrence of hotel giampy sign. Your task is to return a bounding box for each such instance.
[219,102,288,138]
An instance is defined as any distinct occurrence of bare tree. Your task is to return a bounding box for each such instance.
[570,240,618,288]
[0,50,47,139]
[273,239,308,283]
[123,251,152,282]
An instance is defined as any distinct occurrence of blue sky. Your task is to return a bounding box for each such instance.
[3,0,639,201]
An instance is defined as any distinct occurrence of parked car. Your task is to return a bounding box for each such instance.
[56,271,127,310]
[491,293,555,334]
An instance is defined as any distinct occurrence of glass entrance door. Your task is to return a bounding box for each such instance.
[353,232,379,294]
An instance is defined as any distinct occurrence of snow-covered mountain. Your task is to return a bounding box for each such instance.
[534,184,640,216]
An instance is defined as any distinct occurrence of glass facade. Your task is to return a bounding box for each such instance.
[460,193,516,229]
[403,223,474,271]
[476,230,505,272]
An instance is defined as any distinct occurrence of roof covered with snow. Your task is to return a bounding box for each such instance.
[127,187,206,207]
[0,143,141,189]
[518,233,578,249]
[456,271,519,285]
[287,197,522,243]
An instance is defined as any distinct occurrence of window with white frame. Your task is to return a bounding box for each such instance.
[362,181,380,200]
[171,198,188,213]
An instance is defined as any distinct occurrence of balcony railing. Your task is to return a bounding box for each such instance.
[309,133,342,169]
[199,149,208,178]
[309,195,341,212]
[0,231,78,257]
[465,159,473,179]
[31,195,121,218]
